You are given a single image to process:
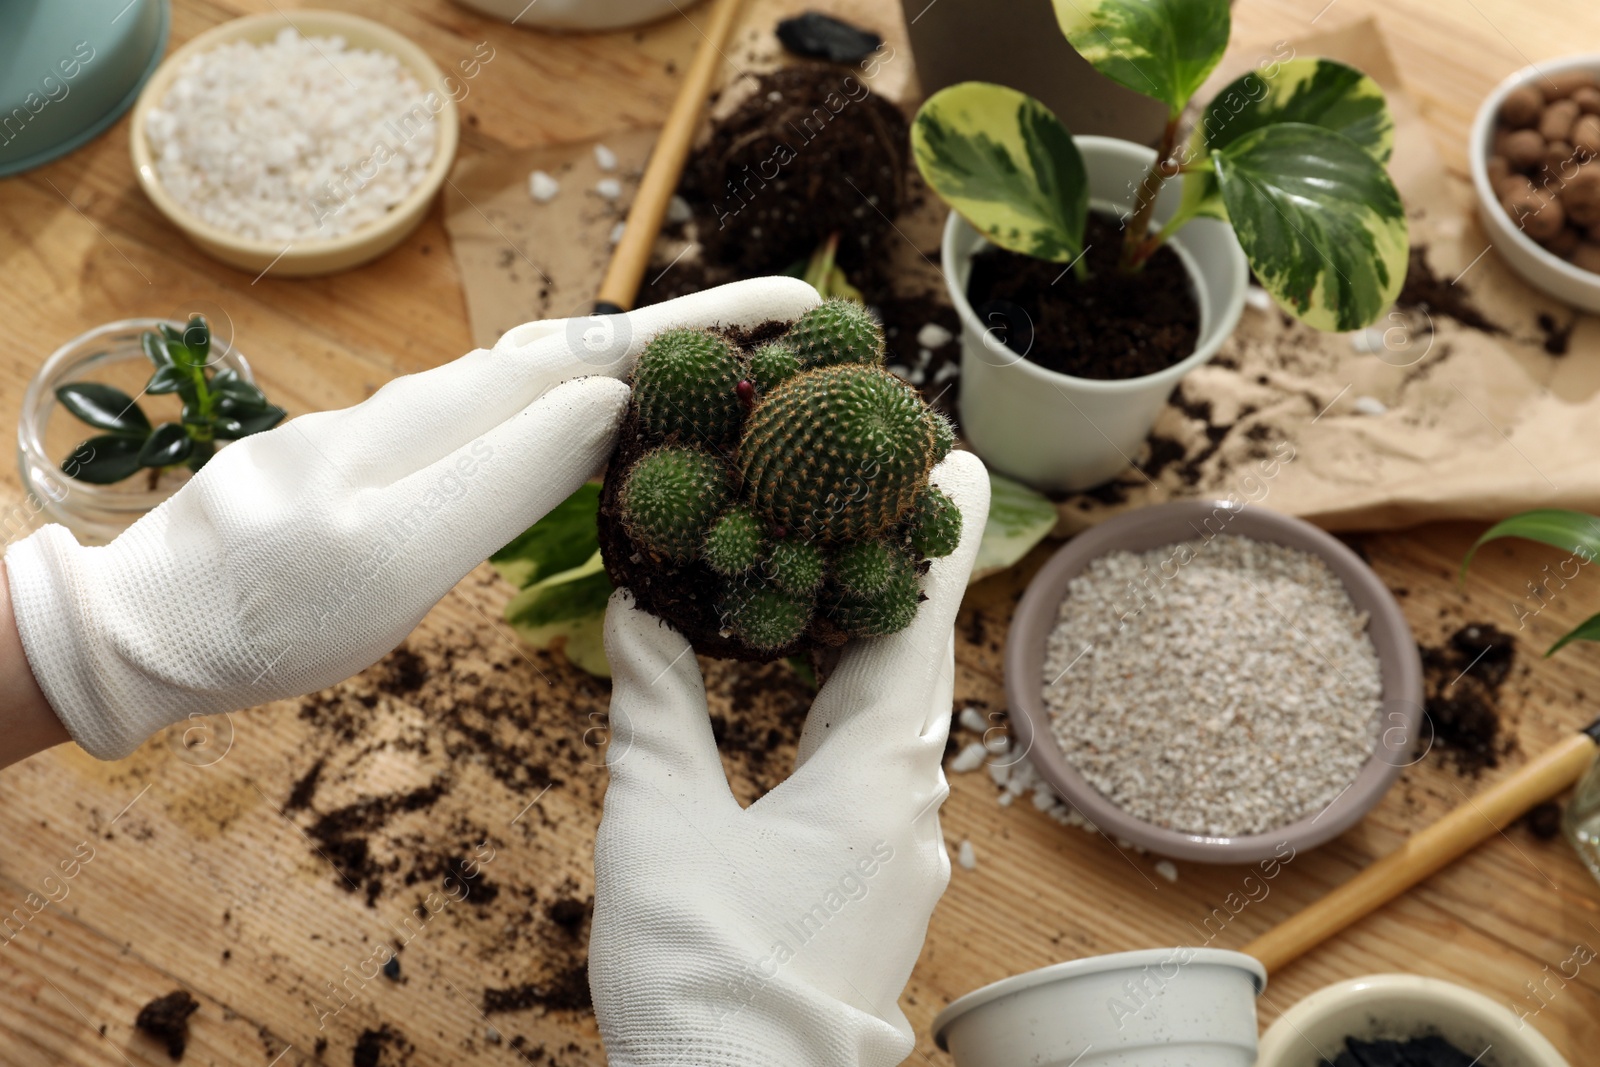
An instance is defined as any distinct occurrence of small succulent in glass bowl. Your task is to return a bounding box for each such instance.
[54,314,285,486]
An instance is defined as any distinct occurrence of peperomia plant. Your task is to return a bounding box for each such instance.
[57,315,286,485]
[910,0,1409,332]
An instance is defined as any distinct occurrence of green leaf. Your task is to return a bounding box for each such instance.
[213,407,286,439]
[490,483,604,589]
[503,552,613,676]
[54,383,150,435]
[186,439,216,473]
[182,315,210,362]
[158,323,185,346]
[1214,122,1407,332]
[1052,0,1231,116]
[1180,57,1396,222]
[1460,509,1600,580]
[970,473,1058,583]
[141,331,174,368]
[138,423,193,467]
[146,365,188,395]
[1549,612,1600,657]
[912,83,1088,263]
[63,435,146,484]
[213,375,268,409]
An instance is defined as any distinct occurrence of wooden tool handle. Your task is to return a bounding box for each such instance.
[1244,730,1597,975]
[595,0,745,313]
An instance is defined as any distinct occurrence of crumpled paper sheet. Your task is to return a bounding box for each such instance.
[1054,18,1600,533]
[445,17,1600,536]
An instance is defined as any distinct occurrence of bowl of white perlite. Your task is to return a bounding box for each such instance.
[1005,500,1423,864]
[129,11,460,277]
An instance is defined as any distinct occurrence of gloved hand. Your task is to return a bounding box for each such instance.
[5,278,821,760]
[591,450,990,1067]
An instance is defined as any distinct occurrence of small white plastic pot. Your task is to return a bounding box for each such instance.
[943,136,1248,494]
[932,948,1266,1067]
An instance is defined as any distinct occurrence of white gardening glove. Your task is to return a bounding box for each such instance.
[5,278,821,760]
[591,450,990,1067]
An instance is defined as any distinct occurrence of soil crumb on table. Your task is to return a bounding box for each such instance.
[352,1024,412,1067]
[1421,622,1518,776]
[135,990,198,1060]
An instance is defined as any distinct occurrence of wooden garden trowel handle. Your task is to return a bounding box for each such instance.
[1244,726,1599,975]
[594,0,746,314]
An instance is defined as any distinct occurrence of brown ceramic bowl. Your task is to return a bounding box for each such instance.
[1005,500,1424,864]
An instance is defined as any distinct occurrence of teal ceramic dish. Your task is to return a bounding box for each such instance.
[0,0,169,177]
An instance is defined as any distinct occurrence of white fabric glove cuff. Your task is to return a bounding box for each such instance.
[7,525,155,760]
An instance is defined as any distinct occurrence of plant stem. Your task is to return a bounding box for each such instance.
[1119,116,1181,273]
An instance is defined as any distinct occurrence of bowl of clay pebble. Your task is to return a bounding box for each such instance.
[1472,54,1600,312]
[1004,500,1423,864]
[129,11,460,277]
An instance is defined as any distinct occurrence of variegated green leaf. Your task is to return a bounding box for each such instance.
[971,473,1058,584]
[911,83,1088,263]
[1051,0,1231,115]
[1214,122,1407,332]
[1179,57,1396,222]
[504,550,613,676]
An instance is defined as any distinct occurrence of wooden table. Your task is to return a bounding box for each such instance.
[3,1,1600,1064]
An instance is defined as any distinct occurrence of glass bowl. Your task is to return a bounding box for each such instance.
[17,318,255,546]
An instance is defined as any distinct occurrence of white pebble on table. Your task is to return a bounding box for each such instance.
[1154,860,1179,883]
[529,170,560,202]
[1352,395,1388,416]
[593,143,618,171]
[949,741,987,774]
[1040,535,1382,838]
[958,707,988,734]
[595,178,623,200]
[666,194,693,224]
[917,322,954,349]
[956,840,977,870]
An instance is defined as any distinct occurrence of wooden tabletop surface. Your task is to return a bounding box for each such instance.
[3,0,1600,1065]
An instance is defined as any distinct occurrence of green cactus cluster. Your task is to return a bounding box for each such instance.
[613,298,962,653]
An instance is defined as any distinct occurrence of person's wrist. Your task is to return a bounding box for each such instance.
[0,559,69,765]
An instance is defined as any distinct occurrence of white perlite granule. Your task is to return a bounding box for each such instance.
[145,28,437,242]
[1041,534,1381,837]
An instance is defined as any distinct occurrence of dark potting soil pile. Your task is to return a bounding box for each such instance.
[1318,1036,1478,1067]
[635,63,964,424]
[280,599,811,1063]
[1420,622,1518,776]
[1319,1035,1482,1067]
[965,213,1200,380]
[352,1024,414,1067]
[677,63,907,287]
[135,989,198,1060]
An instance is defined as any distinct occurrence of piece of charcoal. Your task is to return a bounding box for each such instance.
[135,990,198,1060]
[775,12,882,64]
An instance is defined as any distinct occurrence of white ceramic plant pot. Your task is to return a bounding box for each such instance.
[943,136,1248,494]
[1256,974,1571,1067]
[932,948,1266,1067]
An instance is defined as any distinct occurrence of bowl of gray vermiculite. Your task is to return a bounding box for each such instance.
[1006,500,1424,864]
